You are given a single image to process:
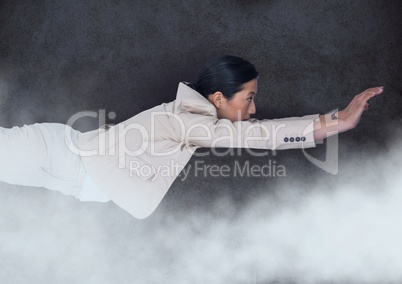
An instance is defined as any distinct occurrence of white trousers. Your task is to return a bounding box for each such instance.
[0,123,110,202]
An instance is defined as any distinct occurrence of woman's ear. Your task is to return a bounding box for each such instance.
[208,91,225,109]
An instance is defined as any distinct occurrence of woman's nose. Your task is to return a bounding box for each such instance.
[248,100,256,114]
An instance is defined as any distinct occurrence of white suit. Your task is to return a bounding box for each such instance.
[0,82,318,218]
[76,82,319,219]
[0,123,110,202]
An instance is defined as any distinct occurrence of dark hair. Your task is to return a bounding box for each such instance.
[191,55,259,100]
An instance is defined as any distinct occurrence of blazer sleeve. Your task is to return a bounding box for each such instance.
[174,110,319,150]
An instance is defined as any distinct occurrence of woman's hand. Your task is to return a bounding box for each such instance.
[314,86,383,142]
[338,86,384,131]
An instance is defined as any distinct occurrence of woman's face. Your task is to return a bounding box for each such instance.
[210,79,258,122]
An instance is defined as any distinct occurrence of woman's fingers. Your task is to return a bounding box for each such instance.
[352,87,383,111]
[360,86,383,101]
[340,87,383,130]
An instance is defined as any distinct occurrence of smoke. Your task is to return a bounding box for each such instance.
[149,139,402,284]
[1,130,401,283]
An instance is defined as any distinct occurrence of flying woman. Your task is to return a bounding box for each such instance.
[0,55,383,219]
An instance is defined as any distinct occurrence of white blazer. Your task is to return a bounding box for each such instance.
[77,82,318,219]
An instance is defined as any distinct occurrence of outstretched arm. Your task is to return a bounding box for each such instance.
[313,86,384,142]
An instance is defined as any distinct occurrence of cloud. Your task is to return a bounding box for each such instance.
[0,125,401,283]
[143,134,402,283]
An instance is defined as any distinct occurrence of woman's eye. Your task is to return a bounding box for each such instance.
[247,97,253,102]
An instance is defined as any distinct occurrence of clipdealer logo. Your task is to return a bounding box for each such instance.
[127,159,286,182]
[63,109,339,176]
[189,159,286,180]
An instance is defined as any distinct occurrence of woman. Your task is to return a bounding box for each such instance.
[0,55,383,219]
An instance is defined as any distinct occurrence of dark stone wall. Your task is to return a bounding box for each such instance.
[1,0,400,127]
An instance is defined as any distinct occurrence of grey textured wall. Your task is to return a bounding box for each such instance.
[0,1,401,283]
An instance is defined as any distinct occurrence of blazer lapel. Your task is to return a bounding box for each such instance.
[174,82,217,117]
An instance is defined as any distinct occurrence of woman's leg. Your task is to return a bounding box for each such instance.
[79,174,111,202]
[0,122,111,202]
[0,123,86,198]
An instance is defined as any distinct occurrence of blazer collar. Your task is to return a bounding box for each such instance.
[175,82,217,117]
